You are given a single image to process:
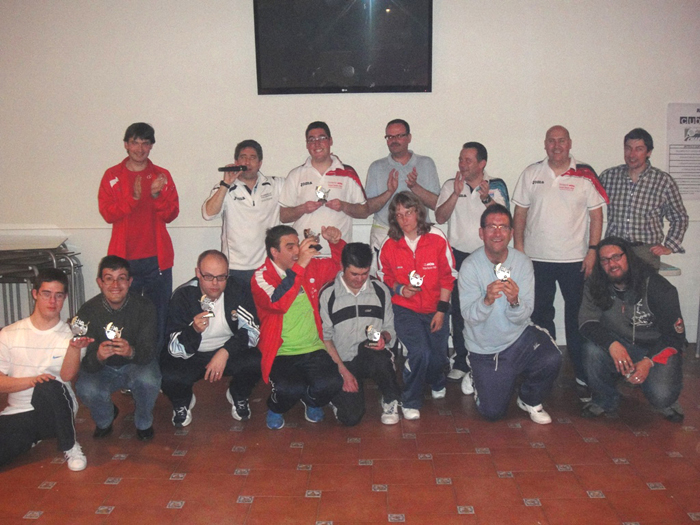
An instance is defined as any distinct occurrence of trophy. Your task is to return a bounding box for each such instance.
[366,325,381,348]
[409,270,424,289]
[200,294,215,318]
[230,309,238,321]
[104,322,123,340]
[303,229,322,251]
[316,186,330,203]
[68,316,89,341]
[494,263,511,282]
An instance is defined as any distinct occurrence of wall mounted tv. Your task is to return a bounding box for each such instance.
[253,0,432,95]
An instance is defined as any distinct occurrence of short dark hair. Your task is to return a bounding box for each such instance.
[305,121,331,139]
[197,249,228,268]
[386,119,410,135]
[265,225,299,259]
[387,191,431,241]
[123,122,156,144]
[480,204,512,228]
[462,141,488,163]
[33,268,68,293]
[341,243,373,270]
[98,255,131,279]
[624,128,653,152]
[235,139,263,161]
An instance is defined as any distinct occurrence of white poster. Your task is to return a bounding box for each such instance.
[667,103,700,200]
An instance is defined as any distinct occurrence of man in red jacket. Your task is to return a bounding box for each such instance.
[98,122,179,352]
[251,225,345,429]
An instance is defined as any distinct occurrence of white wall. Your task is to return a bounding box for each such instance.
[1,1,699,342]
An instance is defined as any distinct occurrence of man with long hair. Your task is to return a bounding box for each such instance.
[579,237,685,421]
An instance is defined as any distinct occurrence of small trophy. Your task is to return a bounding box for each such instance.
[409,270,424,289]
[316,186,330,203]
[104,322,123,340]
[494,263,511,282]
[303,229,322,251]
[200,294,215,318]
[68,316,89,341]
[230,309,238,321]
[366,325,381,343]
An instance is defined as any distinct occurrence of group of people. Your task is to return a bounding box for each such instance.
[0,119,689,473]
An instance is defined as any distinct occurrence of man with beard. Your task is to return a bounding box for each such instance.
[579,237,685,422]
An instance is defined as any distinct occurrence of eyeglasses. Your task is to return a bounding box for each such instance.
[306,135,330,144]
[395,209,415,220]
[483,224,511,232]
[200,273,228,282]
[385,133,409,141]
[101,275,129,285]
[599,252,625,265]
[38,290,66,301]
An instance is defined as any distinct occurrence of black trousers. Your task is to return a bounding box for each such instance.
[331,344,401,426]
[267,350,343,414]
[0,380,77,467]
[161,347,262,408]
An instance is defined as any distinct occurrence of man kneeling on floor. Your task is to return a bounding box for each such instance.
[75,256,161,441]
[579,237,685,422]
[458,204,562,424]
[0,269,89,471]
[252,225,345,429]
[319,243,401,425]
[161,250,261,427]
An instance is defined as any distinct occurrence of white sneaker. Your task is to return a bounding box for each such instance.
[447,368,466,381]
[381,399,399,425]
[431,388,446,399]
[461,372,474,395]
[172,394,196,427]
[516,397,552,425]
[401,406,420,420]
[64,442,87,471]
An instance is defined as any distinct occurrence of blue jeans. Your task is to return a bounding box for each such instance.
[76,360,162,430]
[393,305,450,409]
[468,325,562,421]
[532,261,586,383]
[450,249,471,373]
[129,256,172,354]
[583,340,683,412]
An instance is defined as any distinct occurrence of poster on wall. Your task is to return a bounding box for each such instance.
[667,103,700,200]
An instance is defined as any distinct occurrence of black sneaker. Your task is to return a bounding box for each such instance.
[93,404,119,438]
[172,394,196,427]
[226,390,250,421]
[661,404,684,423]
[581,403,618,419]
[136,426,154,441]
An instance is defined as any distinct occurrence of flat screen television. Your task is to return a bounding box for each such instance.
[253,0,432,95]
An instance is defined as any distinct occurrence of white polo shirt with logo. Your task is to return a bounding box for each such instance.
[511,156,607,263]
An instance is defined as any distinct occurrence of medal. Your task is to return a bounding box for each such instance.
[494,263,510,281]
[409,270,424,288]
[68,316,89,340]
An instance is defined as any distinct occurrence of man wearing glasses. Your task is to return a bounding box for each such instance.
[75,256,161,441]
[161,250,261,427]
[279,121,367,256]
[579,237,685,422]
[365,119,441,259]
[459,205,561,424]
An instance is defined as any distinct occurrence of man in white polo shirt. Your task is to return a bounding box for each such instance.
[202,139,283,294]
[512,125,607,401]
[280,121,368,256]
[436,141,509,394]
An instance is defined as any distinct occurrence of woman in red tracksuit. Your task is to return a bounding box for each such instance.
[377,191,457,420]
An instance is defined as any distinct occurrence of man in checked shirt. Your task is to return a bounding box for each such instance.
[599,128,688,270]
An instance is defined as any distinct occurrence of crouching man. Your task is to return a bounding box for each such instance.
[319,243,401,426]
[459,205,561,424]
[0,269,89,471]
[161,250,261,426]
[252,225,345,429]
[579,237,685,421]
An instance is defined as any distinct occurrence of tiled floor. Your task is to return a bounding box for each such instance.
[1,350,700,524]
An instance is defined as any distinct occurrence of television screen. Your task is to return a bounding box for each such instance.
[253,0,432,95]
